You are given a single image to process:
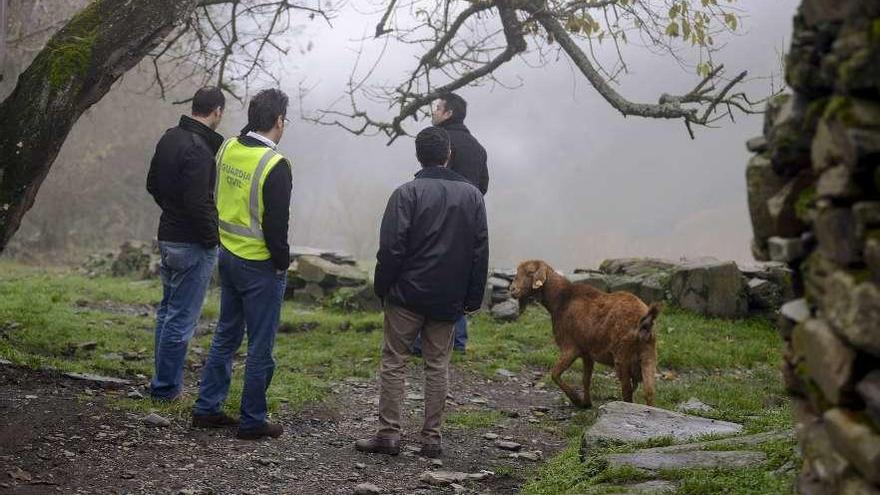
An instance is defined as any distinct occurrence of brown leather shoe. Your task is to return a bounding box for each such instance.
[236,422,283,440]
[421,443,442,458]
[354,436,400,456]
[192,412,238,428]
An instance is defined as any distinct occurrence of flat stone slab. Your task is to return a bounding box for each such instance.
[608,450,766,471]
[616,481,678,494]
[63,372,132,388]
[583,402,743,448]
[638,429,792,455]
[419,470,491,486]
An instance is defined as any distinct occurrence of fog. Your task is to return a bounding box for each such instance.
[10,0,802,270]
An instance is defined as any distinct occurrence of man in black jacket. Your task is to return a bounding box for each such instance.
[355,126,489,458]
[411,92,488,354]
[146,87,225,402]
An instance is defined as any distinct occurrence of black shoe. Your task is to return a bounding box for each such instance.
[421,443,443,458]
[355,436,400,456]
[236,422,283,440]
[192,412,238,428]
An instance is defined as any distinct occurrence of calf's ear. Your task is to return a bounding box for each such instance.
[532,265,547,289]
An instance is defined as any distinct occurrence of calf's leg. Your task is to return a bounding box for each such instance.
[551,350,586,408]
[581,356,594,409]
[640,354,657,406]
[614,361,634,402]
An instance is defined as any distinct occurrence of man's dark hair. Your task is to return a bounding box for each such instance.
[415,126,451,167]
[247,88,289,132]
[440,93,467,121]
[191,87,225,116]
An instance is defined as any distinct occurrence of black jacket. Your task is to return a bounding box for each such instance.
[147,115,224,247]
[440,119,489,195]
[230,134,293,271]
[374,166,489,321]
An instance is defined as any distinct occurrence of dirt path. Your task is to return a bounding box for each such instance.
[0,361,570,494]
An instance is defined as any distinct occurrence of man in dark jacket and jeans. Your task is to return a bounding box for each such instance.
[412,93,488,355]
[146,87,225,401]
[355,126,489,458]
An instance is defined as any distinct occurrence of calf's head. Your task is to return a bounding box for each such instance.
[509,260,551,300]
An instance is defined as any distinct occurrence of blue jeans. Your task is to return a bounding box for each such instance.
[194,248,286,430]
[150,242,217,400]
[413,315,467,354]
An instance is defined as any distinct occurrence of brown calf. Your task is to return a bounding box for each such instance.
[509,260,661,407]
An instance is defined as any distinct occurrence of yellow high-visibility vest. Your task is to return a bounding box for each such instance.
[215,137,286,261]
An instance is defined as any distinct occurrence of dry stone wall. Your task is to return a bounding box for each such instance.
[746,2,880,493]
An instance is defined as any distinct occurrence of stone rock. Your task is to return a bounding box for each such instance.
[767,173,812,237]
[487,277,510,289]
[419,471,491,486]
[747,154,788,242]
[507,451,542,462]
[297,255,368,287]
[856,371,880,428]
[817,166,862,199]
[495,368,515,378]
[580,402,742,457]
[569,272,610,292]
[607,450,766,471]
[606,273,669,304]
[746,136,769,153]
[599,258,679,277]
[491,299,519,321]
[639,429,792,455]
[354,483,381,495]
[676,398,713,414]
[63,372,131,389]
[615,480,678,494]
[825,408,880,484]
[867,237,880,285]
[840,476,880,495]
[143,413,171,427]
[854,202,880,240]
[780,298,811,324]
[483,433,499,440]
[768,236,807,263]
[815,207,860,266]
[791,319,856,405]
[111,241,160,279]
[799,419,852,487]
[494,440,522,451]
[767,95,813,176]
[747,278,784,311]
[668,259,748,318]
[824,272,880,356]
[779,298,811,340]
[330,285,382,312]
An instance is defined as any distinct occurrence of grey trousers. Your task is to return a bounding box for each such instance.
[377,304,455,445]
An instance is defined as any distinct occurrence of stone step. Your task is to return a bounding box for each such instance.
[607,450,767,471]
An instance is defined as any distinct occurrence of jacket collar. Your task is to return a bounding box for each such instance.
[439,119,469,133]
[414,166,470,182]
[179,115,224,154]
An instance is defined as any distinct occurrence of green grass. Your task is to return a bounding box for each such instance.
[0,262,795,494]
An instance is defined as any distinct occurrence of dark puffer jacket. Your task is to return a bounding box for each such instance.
[374,166,489,321]
[147,115,224,247]
[439,119,489,195]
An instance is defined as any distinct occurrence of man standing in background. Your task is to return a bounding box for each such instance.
[413,93,488,355]
[193,89,292,440]
[146,87,225,402]
[356,126,489,458]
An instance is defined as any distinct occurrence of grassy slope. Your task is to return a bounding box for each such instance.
[0,262,795,494]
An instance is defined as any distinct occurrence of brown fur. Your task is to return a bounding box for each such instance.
[509,260,661,407]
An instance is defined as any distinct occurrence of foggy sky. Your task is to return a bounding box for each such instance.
[16,0,803,271]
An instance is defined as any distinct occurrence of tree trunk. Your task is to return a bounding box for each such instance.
[0,0,198,253]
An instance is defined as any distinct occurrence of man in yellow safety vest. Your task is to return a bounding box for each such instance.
[192,89,293,440]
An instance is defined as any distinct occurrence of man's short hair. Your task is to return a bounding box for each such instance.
[416,126,451,167]
[247,89,289,132]
[192,87,225,116]
[440,93,467,121]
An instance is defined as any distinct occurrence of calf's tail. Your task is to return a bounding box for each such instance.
[638,303,662,340]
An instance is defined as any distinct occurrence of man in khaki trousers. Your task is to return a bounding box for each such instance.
[355,125,489,458]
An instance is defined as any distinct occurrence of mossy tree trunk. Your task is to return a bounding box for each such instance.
[0,0,198,253]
